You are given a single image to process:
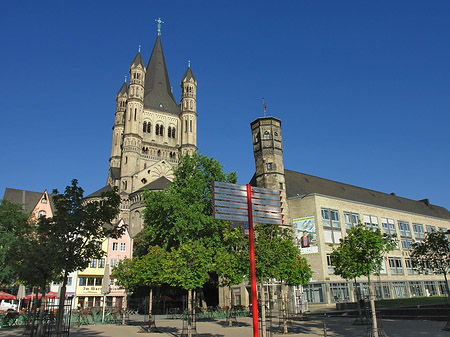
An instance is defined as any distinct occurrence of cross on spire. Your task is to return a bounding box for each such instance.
[138,44,141,52]
[155,17,164,36]
[188,60,191,68]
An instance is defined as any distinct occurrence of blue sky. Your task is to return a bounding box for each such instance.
[1,0,449,211]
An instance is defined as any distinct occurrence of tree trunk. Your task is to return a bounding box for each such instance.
[187,289,193,337]
[148,288,153,324]
[36,284,46,337]
[354,279,363,324]
[368,278,378,337]
[55,270,68,335]
[281,282,288,334]
[122,293,127,325]
[226,286,233,327]
[260,280,266,337]
[30,289,39,337]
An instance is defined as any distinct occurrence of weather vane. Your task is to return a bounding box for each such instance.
[155,17,164,36]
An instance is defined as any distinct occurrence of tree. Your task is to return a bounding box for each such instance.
[37,179,122,334]
[330,223,396,337]
[137,152,237,254]
[0,200,30,284]
[215,228,249,326]
[254,223,311,334]
[165,240,213,337]
[411,231,450,330]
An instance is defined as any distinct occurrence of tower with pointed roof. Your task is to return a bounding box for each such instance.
[104,26,197,237]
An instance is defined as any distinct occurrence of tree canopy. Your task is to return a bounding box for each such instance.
[136,152,237,255]
[411,230,450,275]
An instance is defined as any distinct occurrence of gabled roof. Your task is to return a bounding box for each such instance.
[181,67,196,83]
[130,51,145,69]
[116,82,128,97]
[143,36,179,114]
[283,169,450,220]
[85,185,112,199]
[135,176,171,193]
[2,188,54,214]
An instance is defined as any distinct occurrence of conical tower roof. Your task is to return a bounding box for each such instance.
[144,36,179,114]
[181,66,196,83]
[116,81,128,97]
[130,51,145,69]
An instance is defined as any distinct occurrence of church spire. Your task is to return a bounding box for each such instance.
[143,35,179,113]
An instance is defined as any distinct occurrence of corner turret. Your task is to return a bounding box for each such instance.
[180,61,197,155]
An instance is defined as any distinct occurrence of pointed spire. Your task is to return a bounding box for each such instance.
[182,63,196,83]
[130,46,145,69]
[117,81,128,97]
[144,35,178,113]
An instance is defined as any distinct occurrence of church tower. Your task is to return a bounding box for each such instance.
[251,116,291,228]
[104,19,198,236]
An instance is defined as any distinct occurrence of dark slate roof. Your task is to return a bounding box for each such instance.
[143,36,179,114]
[116,82,128,97]
[282,169,450,220]
[135,176,171,193]
[2,188,53,214]
[181,66,196,82]
[130,51,145,69]
[85,185,112,199]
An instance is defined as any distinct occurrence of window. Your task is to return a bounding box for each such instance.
[401,238,413,250]
[409,281,424,297]
[190,121,192,132]
[112,242,118,251]
[156,124,160,136]
[424,281,438,296]
[344,212,359,230]
[98,259,105,268]
[330,283,350,303]
[274,132,279,140]
[41,197,47,204]
[438,281,448,296]
[143,121,147,132]
[38,210,46,218]
[120,243,126,252]
[389,257,403,275]
[404,258,418,275]
[326,254,335,274]
[95,278,103,286]
[279,182,283,190]
[398,221,411,237]
[89,259,97,268]
[185,120,187,132]
[363,215,379,230]
[413,223,425,239]
[172,127,175,138]
[322,208,342,244]
[87,278,95,286]
[79,278,86,286]
[111,259,118,267]
[168,126,172,138]
[304,284,325,303]
[160,125,164,136]
[381,218,396,235]
[392,282,408,298]
[67,277,72,286]
[263,131,270,140]
[426,225,436,233]
[267,163,272,170]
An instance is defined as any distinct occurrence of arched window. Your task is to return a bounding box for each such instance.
[172,127,176,138]
[38,210,46,218]
[274,132,279,140]
[143,121,147,133]
[168,126,172,138]
[156,124,160,136]
[160,125,164,136]
[263,131,270,140]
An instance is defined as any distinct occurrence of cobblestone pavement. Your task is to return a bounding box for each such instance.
[1,314,449,336]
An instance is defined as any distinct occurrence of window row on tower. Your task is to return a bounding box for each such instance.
[143,121,176,139]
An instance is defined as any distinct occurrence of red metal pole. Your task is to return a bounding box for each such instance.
[247,184,259,337]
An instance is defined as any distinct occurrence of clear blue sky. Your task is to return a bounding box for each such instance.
[1,0,449,211]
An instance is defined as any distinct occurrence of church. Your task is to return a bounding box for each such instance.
[87,24,197,238]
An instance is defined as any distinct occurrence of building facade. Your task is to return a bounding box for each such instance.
[250,116,450,306]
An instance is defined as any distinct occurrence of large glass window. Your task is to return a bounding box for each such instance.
[409,281,424,297]
[392,282,408,298]
[330,283,350,303]
[304,284,325,303]
[363,215,379,230]
[401,238,413,251]
[322,208,342,244]
[413,223,425,239]
[326,254,335,274]
[389,257,403,275]
[89,259,97,268]
[426,225,436,233]
[398,221,412,237]
[424,281,438,296]
[404,258,418,275]
[381,218,396,235]
[344,212,359,230]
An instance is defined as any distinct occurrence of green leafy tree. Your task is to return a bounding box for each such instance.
[0,200,30,284]
[137,152,237,254]
[165,240,213,337]
[330,223,396,336]
[411,231,450,330]
[254,223,311,334]
[37,179,122,334]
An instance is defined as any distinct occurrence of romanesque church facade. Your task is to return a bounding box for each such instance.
[89,32,197,237]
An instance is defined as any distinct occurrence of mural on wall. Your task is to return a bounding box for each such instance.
[294,216,318,254]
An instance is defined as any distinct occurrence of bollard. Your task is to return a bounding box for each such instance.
[323,323,327,337]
